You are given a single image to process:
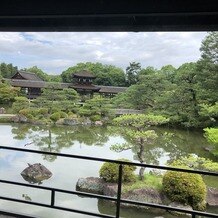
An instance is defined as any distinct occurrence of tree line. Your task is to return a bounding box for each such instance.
[0,32,217,129]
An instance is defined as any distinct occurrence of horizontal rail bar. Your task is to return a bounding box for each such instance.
[0,209,36,218]
[0,179,117,201]
[0,11,218,19]
[0,191,217,218]
[1,146,218,176]
[0,196,115,218]
[120,199,218,217]
[0,145,218,217]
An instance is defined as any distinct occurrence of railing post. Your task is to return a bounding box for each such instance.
[192,213,196,218]
[51,190,55,207]
[116,164,123,218]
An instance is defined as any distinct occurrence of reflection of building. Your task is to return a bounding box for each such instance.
[11,71,43,99]
[8,70,127,99]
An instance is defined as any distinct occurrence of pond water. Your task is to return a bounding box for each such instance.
[0,123,217,217]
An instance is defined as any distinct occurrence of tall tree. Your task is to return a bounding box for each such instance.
[61,62,126,86]
[125,62,141,86]
[27,66,50,81]
[196,32,218,104]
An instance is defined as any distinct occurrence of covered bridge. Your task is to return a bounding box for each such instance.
[8,70,127,99]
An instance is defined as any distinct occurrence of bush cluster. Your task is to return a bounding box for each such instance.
[99,159,136,183]
[163,171,207,211]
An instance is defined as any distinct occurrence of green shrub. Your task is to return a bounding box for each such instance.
[59,111,68,118]
[50,112,61,122]
[26,114,34,120]
[19,108,39,117]
[99,159,136,183]
[90,114,101,122]
[19,108,30,116]
[163,171,207,211]
[38,108,49,115]
[12,96,30,113]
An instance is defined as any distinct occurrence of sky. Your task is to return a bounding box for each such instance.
[0,32,207,75]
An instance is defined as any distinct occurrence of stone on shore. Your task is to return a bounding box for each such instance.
[168,202,193,217]
[207,187,218,206]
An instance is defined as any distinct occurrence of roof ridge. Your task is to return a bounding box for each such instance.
[19,71,36,75]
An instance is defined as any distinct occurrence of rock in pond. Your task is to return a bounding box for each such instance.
[76,177,105,194]
[76,177,165,214]
[21,163,52,184]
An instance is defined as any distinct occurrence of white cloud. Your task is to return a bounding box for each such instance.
[0,32,207,74]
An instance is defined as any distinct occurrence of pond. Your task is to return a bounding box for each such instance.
[0,123,217,217]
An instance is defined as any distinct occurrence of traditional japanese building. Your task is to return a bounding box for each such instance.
[8,70,127,99]
[11,71,44,99]
[70,70,100,95]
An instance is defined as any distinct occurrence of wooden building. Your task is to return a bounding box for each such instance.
[8,70,127,99]
[11,71,43,99]
[70,70,100,95]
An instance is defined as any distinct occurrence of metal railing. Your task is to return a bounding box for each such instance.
[0,145,218,218]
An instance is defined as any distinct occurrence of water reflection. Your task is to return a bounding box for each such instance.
[0,124,217,218]
[11,125,111,162]
[9,124,217,165]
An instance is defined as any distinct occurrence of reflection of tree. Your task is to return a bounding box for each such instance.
[111,129,159,179]
[69,126,109,146]
[152,127,218,163]
[110,115,169,180]
[11,124,32,140]
[11,124,111,162]
[111,117,218,179]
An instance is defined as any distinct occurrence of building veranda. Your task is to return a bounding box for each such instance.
[6,70,127,99]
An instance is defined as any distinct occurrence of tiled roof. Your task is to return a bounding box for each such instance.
[71,84,100,91]
[73,70,96,78]
[97,85,127,94]
[12,71,44,81]
[7,79,69,89]
[6,79,127,94]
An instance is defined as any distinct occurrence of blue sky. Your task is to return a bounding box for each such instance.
[0,32,207,75]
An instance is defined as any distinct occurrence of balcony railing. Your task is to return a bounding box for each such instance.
[0,145,217,218]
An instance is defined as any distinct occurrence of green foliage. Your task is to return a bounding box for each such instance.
[204,128,218,144]
[204,128,218,156]
[78,96,113,119]
[196,32,218,104]
[32,87,79,114]
[90,114,101,122]
[38,108,49,115]
[126,62,141,86]
[99,159,136,183]
[122,173,163,193]
[163,171,207,211]
[27,66,49,81]
[59,111,68,118]
[50,112,61,122]
[114,72,168,110]
[12,97,30,113]
[200,32,218,64]
[0,62,18,78]
[0,82,19,104]
[170,155,218,172]
[113,114,169,128]
[61,62,126,86]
